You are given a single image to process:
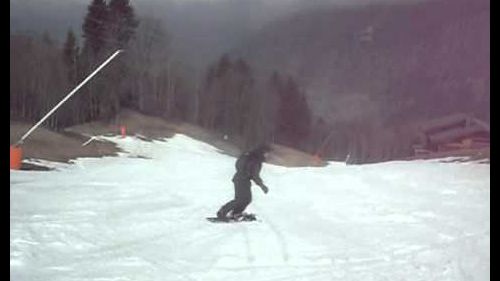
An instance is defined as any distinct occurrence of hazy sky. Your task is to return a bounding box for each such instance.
[10,0,423,69]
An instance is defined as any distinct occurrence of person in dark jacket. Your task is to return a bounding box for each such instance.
[216,144,271,219]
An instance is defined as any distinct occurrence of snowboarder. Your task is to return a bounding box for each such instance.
[216,144,271,220]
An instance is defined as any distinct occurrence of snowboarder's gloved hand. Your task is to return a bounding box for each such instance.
[261,184,269,194]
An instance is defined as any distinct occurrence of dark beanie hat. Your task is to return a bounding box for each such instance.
[254,144,271,154]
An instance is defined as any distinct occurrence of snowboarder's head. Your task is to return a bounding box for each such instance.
[250,144,272,161]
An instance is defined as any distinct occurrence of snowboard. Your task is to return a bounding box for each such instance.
[206,213,257,223]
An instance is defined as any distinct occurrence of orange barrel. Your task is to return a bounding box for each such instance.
[10,145,23,170]
[120,125,126,138]
[313,154,322,165]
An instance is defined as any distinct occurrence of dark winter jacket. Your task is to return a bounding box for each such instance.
[232,145,270,187]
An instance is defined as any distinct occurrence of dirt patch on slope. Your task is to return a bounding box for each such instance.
[10,122,120,165]
[65,109,177,140]
[162,121,324,167]
[267,144,325,167]
[11,110,325,168]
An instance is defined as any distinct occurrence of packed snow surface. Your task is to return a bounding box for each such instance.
[11,135,490,281]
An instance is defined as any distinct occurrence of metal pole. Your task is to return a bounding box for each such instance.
[15,50,123,146]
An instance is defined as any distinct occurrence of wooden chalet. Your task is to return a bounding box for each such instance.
[413,113,490,156]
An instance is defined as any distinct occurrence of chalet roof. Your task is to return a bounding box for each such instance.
[418,113,490,145]
[420,113,469,134]
[428,126,489,145]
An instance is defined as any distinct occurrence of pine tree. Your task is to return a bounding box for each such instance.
[41,31,54,46]
[214,56,233,131]
[260,72,282,143]
[63,29,79,84]
[79,0,139,122]
[215,54,231,78]
[232,59,253,136]
[108,0,139,49]
[276,76,312,149]
[82,0,108,56]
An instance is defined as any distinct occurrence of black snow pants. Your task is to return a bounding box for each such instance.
[217,177,252,217]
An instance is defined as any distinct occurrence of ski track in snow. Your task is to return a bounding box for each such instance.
[10,135,490,281]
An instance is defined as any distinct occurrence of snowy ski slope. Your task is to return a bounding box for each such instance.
[10,135,490,281]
